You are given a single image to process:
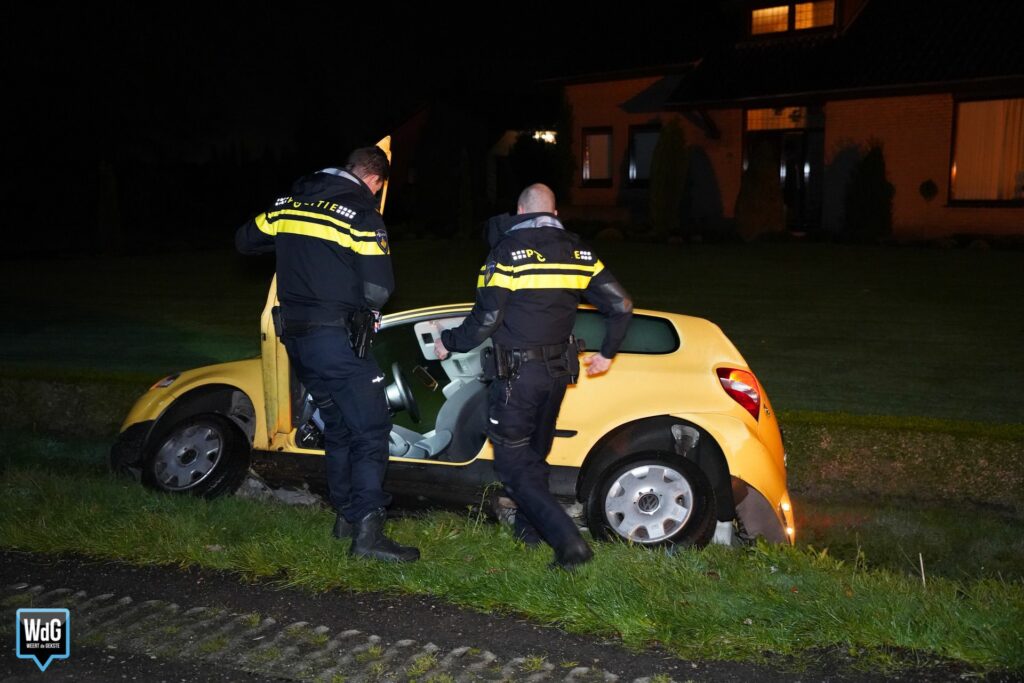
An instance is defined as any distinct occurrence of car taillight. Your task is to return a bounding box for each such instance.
[717,368,760,421]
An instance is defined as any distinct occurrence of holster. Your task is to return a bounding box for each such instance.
[348,310,377,359]
[481,345,513,381]
[544,335,581,382]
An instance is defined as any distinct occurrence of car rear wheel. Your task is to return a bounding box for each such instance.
[587,452,717,548]
[142,414,248,498]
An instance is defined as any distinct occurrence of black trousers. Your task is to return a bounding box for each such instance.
[487,359,582,552]
[283,326,392,522]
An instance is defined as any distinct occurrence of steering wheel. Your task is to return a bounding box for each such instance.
[384,362,421,423]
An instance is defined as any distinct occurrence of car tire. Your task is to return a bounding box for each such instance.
[141,414,249,498]
[586,452,717,548]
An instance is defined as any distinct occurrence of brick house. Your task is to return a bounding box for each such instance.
[561,0,1024,239]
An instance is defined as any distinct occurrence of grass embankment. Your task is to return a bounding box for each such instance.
[2,466,1022,673]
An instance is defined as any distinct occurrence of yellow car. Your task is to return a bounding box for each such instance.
[112,283,795,548]
[111,134,792,549]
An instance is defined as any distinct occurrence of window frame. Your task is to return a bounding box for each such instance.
[581,126,614,188]
[947,96,1024,207]
[750,1,835,36]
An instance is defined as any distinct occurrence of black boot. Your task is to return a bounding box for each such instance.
[349,508,420,562]
[550,537,593,571]
[332,514,352,539]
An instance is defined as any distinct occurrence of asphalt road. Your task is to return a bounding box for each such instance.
[0,550,1011,682]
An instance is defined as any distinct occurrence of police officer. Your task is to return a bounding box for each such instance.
[236,146,419,563]
[434,184,633,570]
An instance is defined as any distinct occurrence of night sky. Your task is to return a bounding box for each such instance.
[2,2,735,251]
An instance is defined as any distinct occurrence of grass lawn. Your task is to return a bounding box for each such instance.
[2,241,1022,674]
[1,458,1022,674]
[2,241,1021,422]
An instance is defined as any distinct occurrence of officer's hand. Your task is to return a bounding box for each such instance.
[584,353,612,376]
[434,338,450,361]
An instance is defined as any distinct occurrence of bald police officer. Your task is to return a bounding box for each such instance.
[434,184,632,570]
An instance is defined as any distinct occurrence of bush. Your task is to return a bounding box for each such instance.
[648,119,688,237]
[844,141,894,241]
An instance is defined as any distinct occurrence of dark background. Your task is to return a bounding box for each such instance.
[1,2,739,253]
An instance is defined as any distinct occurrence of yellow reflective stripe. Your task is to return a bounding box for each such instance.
[593,260,605,276]
[514,273,592,289]
[255,213,275,235]
[477,272,517,289]
[476,272,592,290]
[478,263,515,274]
[266,208,378,238]
[273,219,384,256]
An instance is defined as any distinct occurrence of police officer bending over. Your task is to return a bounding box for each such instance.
[236,146,419,563]
[434,183,633,570]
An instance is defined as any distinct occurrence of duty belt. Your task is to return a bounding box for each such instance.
[504,342,570,364]
[281,317,348,336]
[271,305,348,338]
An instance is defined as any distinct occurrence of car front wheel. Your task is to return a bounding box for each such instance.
[587,453,717,548]
[141,414,249,498]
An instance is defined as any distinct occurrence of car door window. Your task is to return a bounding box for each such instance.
[573,310,680,354]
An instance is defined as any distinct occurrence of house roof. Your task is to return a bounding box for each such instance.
[666,0,1024,108]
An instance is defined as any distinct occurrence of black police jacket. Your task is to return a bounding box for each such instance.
[442,213,633,358]
[235,169,394,323]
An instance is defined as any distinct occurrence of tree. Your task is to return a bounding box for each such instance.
[648,119,688,237]
[507,94,575,205]
[552,94,575,202]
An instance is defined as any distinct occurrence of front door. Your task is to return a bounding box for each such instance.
[744,106,824,234]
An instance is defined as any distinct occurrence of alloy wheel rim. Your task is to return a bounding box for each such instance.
[153,424,222,490]
[604,464,694,543]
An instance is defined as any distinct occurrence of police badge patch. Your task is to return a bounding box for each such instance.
[375,229,389,254]
[484,259,497,285]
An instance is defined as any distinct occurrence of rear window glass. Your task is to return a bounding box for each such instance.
[573,310,679,354]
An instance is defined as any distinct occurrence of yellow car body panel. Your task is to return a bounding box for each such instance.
[121,359,268,446]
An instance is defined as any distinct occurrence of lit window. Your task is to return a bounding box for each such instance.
[794,1,834,29]
[951,99,1024,201]
[582,128,612,185]
[532,130,557,144]
[752,5,790,34]
[629,126,660,184]
[746,107,808,131]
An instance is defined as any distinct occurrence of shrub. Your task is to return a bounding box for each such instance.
[844,141,894,241]
[648,119,688,237]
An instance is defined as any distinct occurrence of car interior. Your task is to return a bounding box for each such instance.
[288,309,678,464]
[291,315,492,464]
